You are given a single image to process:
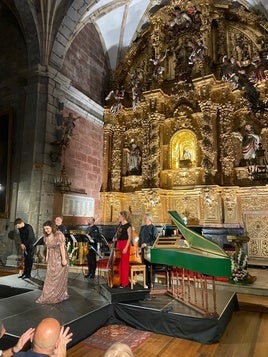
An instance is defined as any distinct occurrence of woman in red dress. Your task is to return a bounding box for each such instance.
[114,211,132,288]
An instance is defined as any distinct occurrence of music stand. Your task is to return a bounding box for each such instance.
[32,236,44,280]
[85,234,109,290]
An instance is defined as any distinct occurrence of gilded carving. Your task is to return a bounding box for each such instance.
[202,188,222,223]
[244,213,268,261]
[100,0,268,262]
[261,240,268,257]
[248,239,259,257]
[222,190,238,223]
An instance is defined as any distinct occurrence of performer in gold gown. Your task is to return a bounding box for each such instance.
[36,220,69,304]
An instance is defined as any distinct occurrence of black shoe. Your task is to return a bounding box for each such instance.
[90,275,95,279]
[18,274,26,279]
[84,273,91,278]
[23,275,31,279]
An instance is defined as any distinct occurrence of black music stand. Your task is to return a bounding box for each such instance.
[32,236,44,280]
[85,234,108,291]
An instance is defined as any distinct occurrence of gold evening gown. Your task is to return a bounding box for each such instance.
[36,231,69,304]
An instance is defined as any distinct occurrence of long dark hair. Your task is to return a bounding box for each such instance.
[43,220,57,235]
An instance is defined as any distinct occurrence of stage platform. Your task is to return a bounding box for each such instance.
[0,268,238,349]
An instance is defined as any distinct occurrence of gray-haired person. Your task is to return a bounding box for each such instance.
[138,213,159,288]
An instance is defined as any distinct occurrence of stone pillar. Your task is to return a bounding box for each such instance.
[15,65,54,236]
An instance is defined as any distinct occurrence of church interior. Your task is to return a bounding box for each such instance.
[0,0,268,355]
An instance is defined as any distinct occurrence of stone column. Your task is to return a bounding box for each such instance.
[15,65,53,236]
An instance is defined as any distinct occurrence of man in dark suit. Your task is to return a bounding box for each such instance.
[138,213,159,288]
[15,218,36,279]
[84,217,100,278]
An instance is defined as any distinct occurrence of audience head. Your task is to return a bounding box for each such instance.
[43,220,57,235]
[104,342,134,357]
[32,318,61,355]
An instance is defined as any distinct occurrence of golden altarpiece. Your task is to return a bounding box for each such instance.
[100,1,268,264]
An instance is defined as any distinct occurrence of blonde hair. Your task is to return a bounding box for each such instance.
[104,342,134,357]
[119,210,130,222]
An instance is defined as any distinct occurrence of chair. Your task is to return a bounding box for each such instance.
[129,264,146,289]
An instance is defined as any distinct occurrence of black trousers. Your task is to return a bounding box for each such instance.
[86,245,97,276]
[141,248,155,287]
[24,245,35,276]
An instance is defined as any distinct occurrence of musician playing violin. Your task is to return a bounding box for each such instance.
[114,211,132,288]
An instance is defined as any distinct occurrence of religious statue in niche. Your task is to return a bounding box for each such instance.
[234,124,261,166]
[178,148,193,168]
[242,125,261,162]
[127,140,142,175]
[105,87,125,115]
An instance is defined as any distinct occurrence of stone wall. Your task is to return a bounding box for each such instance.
[61,23,109,106]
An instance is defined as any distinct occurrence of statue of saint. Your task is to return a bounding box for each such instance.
[127,141,142,175]
[242,124,261,162]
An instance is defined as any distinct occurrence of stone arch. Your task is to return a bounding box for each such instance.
[13,0,40,66]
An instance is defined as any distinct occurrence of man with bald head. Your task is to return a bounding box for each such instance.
[14,317,72,357]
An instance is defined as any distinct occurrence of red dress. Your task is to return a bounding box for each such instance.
[116,223,131,287]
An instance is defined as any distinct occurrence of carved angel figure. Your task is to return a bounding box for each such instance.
[150,51,167,79]
[105,87,125,115]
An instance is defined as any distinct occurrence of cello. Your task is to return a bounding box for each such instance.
[129,227,142,265]
[107,227,121,288]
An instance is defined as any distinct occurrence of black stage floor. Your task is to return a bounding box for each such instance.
[0,269,238,349]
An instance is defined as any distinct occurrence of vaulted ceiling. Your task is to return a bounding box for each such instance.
[80,0,268,69]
